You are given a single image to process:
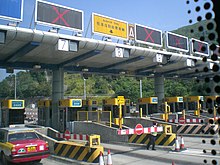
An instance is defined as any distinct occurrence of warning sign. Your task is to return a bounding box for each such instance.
[128,24,135,40]
[92,13,128,40]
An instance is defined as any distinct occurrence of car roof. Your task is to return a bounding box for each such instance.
[0,127,35,133]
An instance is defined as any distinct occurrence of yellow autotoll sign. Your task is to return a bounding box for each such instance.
[92,13,128,40]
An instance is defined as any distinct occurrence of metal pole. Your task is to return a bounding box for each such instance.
[140,80,142,98]
[14,73,17,99]
[84,78,86,100]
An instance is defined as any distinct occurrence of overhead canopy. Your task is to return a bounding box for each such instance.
[0,25,218,79]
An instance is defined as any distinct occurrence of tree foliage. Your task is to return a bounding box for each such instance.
[0,71,51,99]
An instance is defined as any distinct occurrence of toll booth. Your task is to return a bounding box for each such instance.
[0,99,25,127]
[58,99,82,132]
[137,97,158,116]
[183,96,204,116]
[82,99,98,111]
[37,100,52,126]
[102,96,127,123]
[165,97,184,113]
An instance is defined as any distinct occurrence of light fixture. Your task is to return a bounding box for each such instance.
[75,32,83,37]
[69,40,79,52]
[82,68,89,72]
[33,64,41,69]
[0,30,6,44]
[104,37,112,42]
[119,71,126,74]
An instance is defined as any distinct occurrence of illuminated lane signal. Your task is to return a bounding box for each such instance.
[135,24,163,47]
[166,31,189,52]
[92,13,128,40]
[35,0,83,31]
[190,38,209,56]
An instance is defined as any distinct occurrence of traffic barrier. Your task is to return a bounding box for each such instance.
[56,132,89,141]
[54,141,103,163]
[99,151,104,165]
[118,126,163,135]
[177,124,218,135]
[180,136,185,150]
[174,138,180,152]
[128,133,176,146]
[107,150,113,165]
[169,118,201,123]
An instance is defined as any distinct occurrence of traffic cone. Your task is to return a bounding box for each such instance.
[172,160,175,165]
[175,138,180,152]
[99,151,104,165]
[180,136,185,150]
[107,150,113,165]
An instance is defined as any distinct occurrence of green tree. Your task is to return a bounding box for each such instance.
[110,76,139,102]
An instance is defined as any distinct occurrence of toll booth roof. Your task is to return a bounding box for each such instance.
[0,25,218,79]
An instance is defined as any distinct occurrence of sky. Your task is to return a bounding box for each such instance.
[0,0,212,81]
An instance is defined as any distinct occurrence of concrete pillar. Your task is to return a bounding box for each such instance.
[154,74,165,111]
[52,68,64,129]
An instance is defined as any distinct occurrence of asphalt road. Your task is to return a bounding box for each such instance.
[0,136,219,165]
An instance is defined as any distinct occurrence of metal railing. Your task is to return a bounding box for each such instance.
[77,111,111,127]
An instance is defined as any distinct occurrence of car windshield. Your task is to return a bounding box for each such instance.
[8,132,39,142]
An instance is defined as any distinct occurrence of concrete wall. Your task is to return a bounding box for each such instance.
[72,121,128,143]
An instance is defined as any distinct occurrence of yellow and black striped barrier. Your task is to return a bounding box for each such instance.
[176,124,218,135]
[128,133,176,146]
[54,141,103,163]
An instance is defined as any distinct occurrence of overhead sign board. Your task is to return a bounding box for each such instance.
[35,0,83,31]
[191,38,209,56]
[0,0,23,21]
[166,32,189,52]
[135,24,162,47]
[92,13,128,40]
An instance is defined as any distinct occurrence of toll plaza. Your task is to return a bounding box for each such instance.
[165,97,184,113]
[0,99,25,127]
[58,98,82,132]
[183,96,204,116]
[137,97,158,116]
[82,99,98,111]
[0,0,219,164]
[37,99,52,126]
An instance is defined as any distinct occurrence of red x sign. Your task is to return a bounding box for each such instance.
[144,28,154,43]
[52,6,70,27]
[173,36,183,48]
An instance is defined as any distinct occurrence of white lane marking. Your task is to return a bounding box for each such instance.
[169,148,220,159]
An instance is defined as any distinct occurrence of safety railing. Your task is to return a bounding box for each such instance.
[77,111,112,127]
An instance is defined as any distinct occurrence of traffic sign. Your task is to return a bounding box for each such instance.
[135,124,144,135]
[135,24,162,47]
[190,38,209,56]
[179,117,185,124]
[0,0,23,22]
[92,13,128,40]
[35,0,83,31]
[128,24,135,40]
[71,99,82,107]
[166,31,189,52]
[64,130,71,140]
